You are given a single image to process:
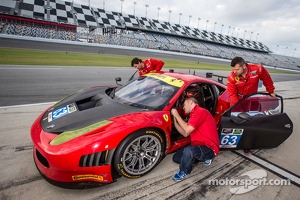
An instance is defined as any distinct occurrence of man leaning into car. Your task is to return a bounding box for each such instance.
[227,56,276,106]
[171,97,220,182]
[131,57,164,76]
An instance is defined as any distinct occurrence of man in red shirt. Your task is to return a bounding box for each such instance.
[227,57,276,106]
[131,57,164,76]
[171,97,219,181]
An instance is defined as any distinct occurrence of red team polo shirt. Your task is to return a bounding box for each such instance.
[188,104,220,156]
[138,58,164,76]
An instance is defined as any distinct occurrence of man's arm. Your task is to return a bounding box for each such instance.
[149,58,164,71]
[259,65,276,96]
[171,109,194,137]
[173,117,185,135]
[226,74,239,106]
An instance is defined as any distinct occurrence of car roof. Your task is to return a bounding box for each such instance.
[152,70,225,87]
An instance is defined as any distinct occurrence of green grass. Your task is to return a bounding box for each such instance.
[0,48,132,66]
[0,47,227,69]
[0,47,293,73]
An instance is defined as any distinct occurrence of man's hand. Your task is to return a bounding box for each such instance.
[171,108,193,137]
[171,108,179,117]
[270,92,277,98]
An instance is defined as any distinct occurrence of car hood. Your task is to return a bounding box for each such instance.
[40,87,143,133]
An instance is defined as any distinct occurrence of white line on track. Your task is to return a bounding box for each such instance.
[0,67,62,70]
[0,102,55,109]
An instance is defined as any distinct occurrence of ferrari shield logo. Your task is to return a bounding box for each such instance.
[163,114,169,122]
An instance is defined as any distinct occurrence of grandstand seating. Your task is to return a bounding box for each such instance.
[0,0,299,70]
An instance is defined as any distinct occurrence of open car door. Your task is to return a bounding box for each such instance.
[219,93,293,150]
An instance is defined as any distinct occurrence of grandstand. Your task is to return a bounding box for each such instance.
[0,0,299,70]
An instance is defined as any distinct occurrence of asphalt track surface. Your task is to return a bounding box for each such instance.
[1,65,300,107]
[0,36,300,107]
[0,38,300,199]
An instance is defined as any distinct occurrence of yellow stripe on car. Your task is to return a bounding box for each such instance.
[50,120,112,145]
[144,73,184,87]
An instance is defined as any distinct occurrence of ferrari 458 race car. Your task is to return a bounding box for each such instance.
[31,70,293,188]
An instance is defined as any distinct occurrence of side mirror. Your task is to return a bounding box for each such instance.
[206,72,213,78]
[206,72,226,84]
[115,77,122,85]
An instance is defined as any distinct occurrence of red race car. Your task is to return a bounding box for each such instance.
[30,70,293,188]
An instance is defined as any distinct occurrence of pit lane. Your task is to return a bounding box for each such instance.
[0,65,299,199]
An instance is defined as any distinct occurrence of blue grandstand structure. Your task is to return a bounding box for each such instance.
[0,0,299,70]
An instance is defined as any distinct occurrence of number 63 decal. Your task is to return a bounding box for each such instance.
[220,128,243,148]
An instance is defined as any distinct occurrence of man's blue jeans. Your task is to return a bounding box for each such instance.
[172,145,215,174]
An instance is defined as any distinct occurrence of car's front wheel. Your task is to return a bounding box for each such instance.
[113,129,165,178]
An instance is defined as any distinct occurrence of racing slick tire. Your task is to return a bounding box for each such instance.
[113,129,166,179]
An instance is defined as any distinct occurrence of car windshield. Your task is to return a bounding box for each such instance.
[114,75,180,110]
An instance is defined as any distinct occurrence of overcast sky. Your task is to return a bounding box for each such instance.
[73,0,300,58]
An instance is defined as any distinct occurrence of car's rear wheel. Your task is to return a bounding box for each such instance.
[113,129,165,178]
